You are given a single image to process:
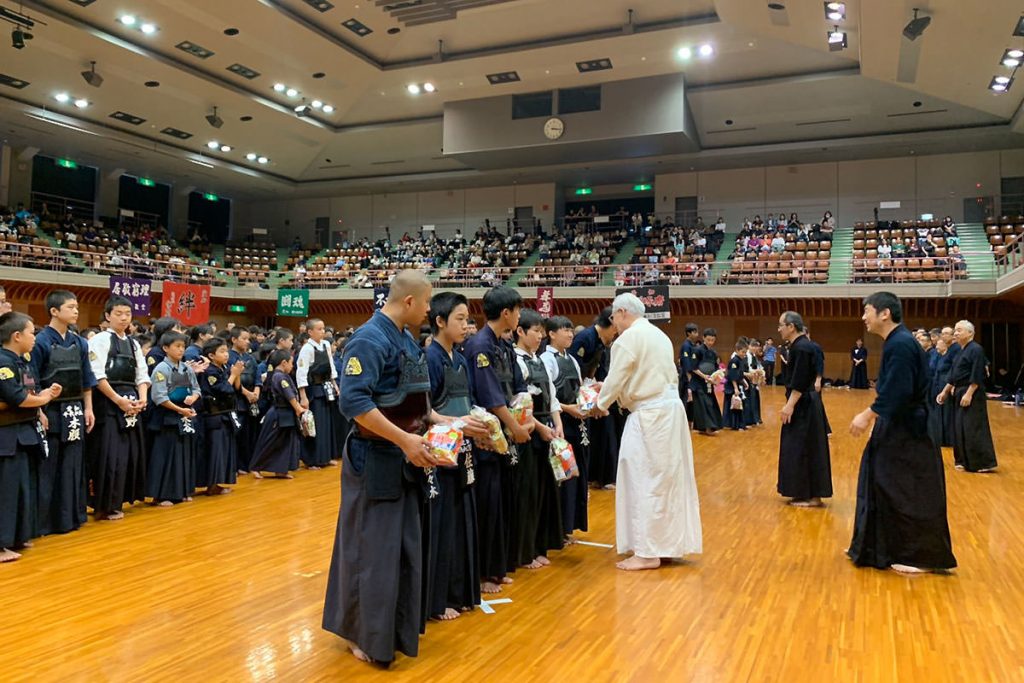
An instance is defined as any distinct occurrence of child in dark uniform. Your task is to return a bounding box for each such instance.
[0,312,62,562]
[250,350,303,479]
[724,339,749,431]
[198,338,241,495]
[147,332,201,506]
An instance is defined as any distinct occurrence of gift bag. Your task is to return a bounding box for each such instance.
[427,421,464,467]
[576,381,600,416]
[470,405,509,454]
[509,392,534,426]
[299,410,316,438]
[548,437,579,483]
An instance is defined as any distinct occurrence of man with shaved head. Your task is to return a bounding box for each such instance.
[323,269,450,665]
[938,320,998,473]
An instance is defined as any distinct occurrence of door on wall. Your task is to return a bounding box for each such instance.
[513,206,534,233]
[675,196,698,226]
[1001,177,1024,217]
[314,216,329,248]
[963,196,994,223]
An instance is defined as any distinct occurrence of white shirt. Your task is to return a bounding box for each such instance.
[295,338,338,389]
[88,330,150,387]
[597,318,678,412]
[514,347,561,414]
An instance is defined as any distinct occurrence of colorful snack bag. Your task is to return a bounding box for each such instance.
[509,392,534,426]
[549,437,579,483]
[470,405,509,455]
[427,420,464,467]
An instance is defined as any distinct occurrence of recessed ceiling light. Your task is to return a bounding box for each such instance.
[246,153,257,161]
[995,76,1011,84]
[207,141,220,149]
[74,98,89,108]
[698,44,714,57]
[387,27,401,35]
[257,156,268,164]
[140,23,156,35]
[990,76,1013,92]
[322,105,334,113]
[286,88,298,97]
[423,82,436,93]
[240,115,253,121]
[1005,57,1022,67]
[1009,49,1024,59]
[312,72,325,79]
[220,145,231,152]
[55,92,70,103]
[311,100,323,108]
[407,83,421,94]
[145,80,160,87]
[677,46,692,60]
[825,2,845,21]
[120,15,136,26]
[224,27,240,36]
[273,83,286,92]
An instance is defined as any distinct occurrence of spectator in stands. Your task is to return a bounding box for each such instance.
[821,211,835,231]
[892,240,906,258]
[715,217,726,234]
[877,237,892,260]
[771,233,786,253]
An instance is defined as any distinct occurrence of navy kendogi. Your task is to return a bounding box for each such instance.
[229,346,260,471]
[297,337,340,468]
[572,324,619,489]
[198,362,239,490]
[30,325,96,534]
[679,337,697,417]
[250,370,302,476]
[778,334,832,501]
[323,310,432,664]
[933,342,960,447]
[147,359,199,503]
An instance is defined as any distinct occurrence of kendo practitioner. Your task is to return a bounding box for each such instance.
[513,309,564,568]
[723,339,749,431]
[543,315,589,541]
[678,322,700,422]
[849,339,869,389]
[927,337,950,448]
[147,332,200,506]
[296,318,340,470]
[198,338,241,495]
[250,350,302,479]
[322,270,448,666]
[690,328,723,435]
[0,312,62,563]
[776,311,832,507]
[938,320,998,473]
[464,286,532,594]
[30,290,96,535]
[87,296,151,521]
[255,329,294,417]
[932,326,959,448]
[183,323,214,363]
[807,329,833,436]
[743,339,764,427]
[424,292,489,621]
[228,327,260,473]
[331,335,351,458]
[572,307,620,489]
[145,317,185,371]
[848,292,956,574]
[777,343,791,387]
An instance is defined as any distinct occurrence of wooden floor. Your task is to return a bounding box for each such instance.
[2,388,1022,682]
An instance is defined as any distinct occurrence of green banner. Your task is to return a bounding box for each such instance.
[277,289,309,317]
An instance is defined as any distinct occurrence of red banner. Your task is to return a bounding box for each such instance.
[161,282,211,327]
[536,287,554,317]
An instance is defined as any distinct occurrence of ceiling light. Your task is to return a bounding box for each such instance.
[423,82,436,93]
[273,83,286,92]
[294,103,311,117]
[257,156,268,164]
[698,44,714,57]
[220,145,231,152]
[205,106,224,129]
[1008,49,1024,59]
[995,76,1011,84]
[828,28,847,51]
[207,141,220,149]
[11,27,30,50]
[286,88,298,98]
[407,83,421,94]
[990,76,1013,92]
[55,92,70,103]
[120,14,136,26]
[322,105,334,113]
[246,153,257,161]
[81,61,103,88]
[140,23,156,34]
[1005,57,1022,68]
[824,2,845,21]
[74,98,89,108]
[311,100,323,108]
[677,46,692,60]
[903,9,931,41]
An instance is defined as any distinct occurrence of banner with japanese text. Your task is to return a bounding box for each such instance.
[109,276,152,316]
[536,287,554,317]
[615,285,670,322]
[277,289,309,317]
[373,287,389,311]
[161,282,211,327]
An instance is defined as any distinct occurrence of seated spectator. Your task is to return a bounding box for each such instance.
[771,233,786,253]
[877,238,892,259]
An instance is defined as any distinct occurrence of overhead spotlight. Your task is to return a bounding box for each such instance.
[246,152,257,161]
[294,102,311,117]
[1002,49,1023,68]
[257,156,268,164]
[140,23,156,35]
[285,87,298,98]
[423,82,436,93]
[990,76,1013,92]
[81,61,103,88]
[207,141,220,149]
[119,14,136,26]
[767,1,786,9]
[698,44,714,58]
[205,106,224,129]
[311,100,323,108]
[11,27,31,50]
[219,144,231,152]
[824,2,845,21]
[677,46,692,60]
[828,27,848,51]
[54,92,70,104]
[322,104,334,114]
[407,83,421,94]
[903,8,931,41]
[273,83,286,92]
[74,98,89,109]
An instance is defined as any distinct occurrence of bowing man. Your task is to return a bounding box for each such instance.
[87,296,151,521]
[29,290,96,535]
[570,308,619,490]
[848,292,956,574]
[776,311,832,507]
[322,270,448,666]
[938,320,998,473]
[296,319,340,470]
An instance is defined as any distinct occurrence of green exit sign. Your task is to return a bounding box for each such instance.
[575,188,592,196]
[633,183,652,191]
[57,158,78,169]
[203,192,219,202]
[228,304,246,313]
[138,177,155,187]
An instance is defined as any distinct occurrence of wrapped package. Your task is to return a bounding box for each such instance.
[470,405,509,455]
[509,392,534,426]
[576,381,600,415]
[299,410,316,438]
[427,421,464,467]
[549,437,579,483]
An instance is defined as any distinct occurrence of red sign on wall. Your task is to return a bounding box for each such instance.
[162,282,211,327]
[536,287,554,317]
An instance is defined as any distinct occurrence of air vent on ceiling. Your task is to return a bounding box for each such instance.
[110,111,146,125]
[319,163,352,170]
[794,117,852,126]
[303,0,334,12]
[705,126,757,134]
[487,71,520,85]
[0,73,29,89]
[371,159,404,165]
[886,109,948,118]
[68,0,96,5]
[175,41,215,59]
[161,127,193,140]
[383,0,423,10]
[342,18,373,36]
[227,63,261,80]
[576,58,613,73]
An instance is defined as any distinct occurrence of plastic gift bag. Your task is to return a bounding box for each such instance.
[470,405,509,455]
[576,380,600,415]
[299,410,316,438]
[509,392,534,426]
[427,420,464,467]
[548,437,579,483]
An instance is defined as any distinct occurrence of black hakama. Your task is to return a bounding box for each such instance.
[474,449,507,581]
[235,402,260,472]
[559,414,589,535]
[849,348,869,389]
[38,404,87,534]
[301,393,339,468]
[848,412,956,569]
[587,412,620,487]
[512,437,542,566]
[427,462,480,616]
[146,425,196,503]
[532,432,564,556]
[249,407,301,474]
[200,415,238,487]
[778,335,832,500]
[0,450,34,549]
[501,451,519,574]
[322,436,424,664]
[742,385,762,427]
[89,393,146,516]
[691,383,722,432]
[948,341,998,472]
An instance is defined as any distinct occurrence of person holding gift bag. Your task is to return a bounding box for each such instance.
[296,319,340,470]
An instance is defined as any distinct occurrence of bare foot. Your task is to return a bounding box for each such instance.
[237,469,249,476]
[535,555,551,566]
[252,471,264,480]
[521,559,544,569]
[274,473,294,479]
[349,644,374,663]
[501,576,513,584]
[185,496,194,502]
[0,548,22,563]
[603,484,616,490]
[954,465,965,471]
[98,510,125,521]
[308,466,321,471]
[563,535,578,546]
[891,563,931,575]
[158,500,174,507]
[789,498,825,508]
[17,540,33,549]
[616,555,661,571]
[328,460,339,467]
[481,581,501,594]
[432,607,461,621]
[206,485,232,496]
[978,467,998,473]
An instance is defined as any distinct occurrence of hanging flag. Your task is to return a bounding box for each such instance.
[277,289,309,317]
[109,276,152,315]
[536,287,554,317]
[162,282,211,327]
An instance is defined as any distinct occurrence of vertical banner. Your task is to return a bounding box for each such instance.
[615,285,670,323]
[162,282,211,327]
[109,276,152,316]
[277,289,309,317]
[536,287,554,317]
[373,287,389,311]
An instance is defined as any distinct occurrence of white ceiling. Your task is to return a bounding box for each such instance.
[0,0,1021,200]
